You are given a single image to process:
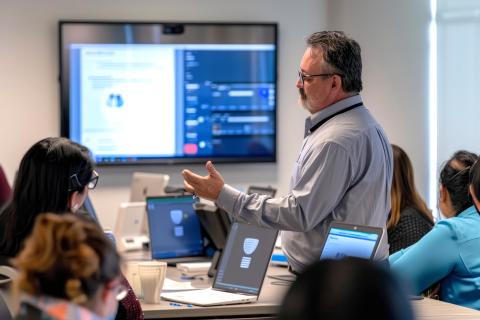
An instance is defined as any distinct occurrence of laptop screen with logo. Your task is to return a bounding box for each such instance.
[146,196,204,259]
[320,223,383,260]
[213,223,278,295]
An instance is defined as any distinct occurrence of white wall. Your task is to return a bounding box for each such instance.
[326,0,431,202]
[0,0,328,228]
[0,0,433,228]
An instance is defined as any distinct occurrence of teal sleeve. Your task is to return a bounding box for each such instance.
[389,221,459,294]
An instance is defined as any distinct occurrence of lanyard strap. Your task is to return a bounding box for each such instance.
[308,102,363,135]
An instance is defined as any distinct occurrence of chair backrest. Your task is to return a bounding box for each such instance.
[0,291,12,320]
[0,265,18,320]
[0,166,11,207]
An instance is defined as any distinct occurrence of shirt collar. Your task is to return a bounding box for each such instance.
[304,94,363,136]
[458,205,479,218]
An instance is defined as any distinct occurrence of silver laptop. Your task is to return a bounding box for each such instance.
[130,172,169,202]
[161,223,278,306]
[320,222,383,260]
[114,202,149,252]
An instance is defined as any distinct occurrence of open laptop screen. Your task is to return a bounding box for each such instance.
[147,196,204,259]
[213,223,278,295]
[320,224,382,260]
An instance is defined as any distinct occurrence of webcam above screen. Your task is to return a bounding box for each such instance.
[59,21,278,165]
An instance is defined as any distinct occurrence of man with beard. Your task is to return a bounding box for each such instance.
[182,31,393,274]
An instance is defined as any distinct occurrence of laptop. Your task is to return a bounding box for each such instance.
[146,195,208,264]
[161,222,278,306]
[130,172,169,202]
[319,222,383,260]
[114,202,149,252]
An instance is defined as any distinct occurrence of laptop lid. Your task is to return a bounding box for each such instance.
[320,222,383,260]
[212,223,278,295]
[146,195,204,259]
[114,202,147,237]
[130,172,169,202]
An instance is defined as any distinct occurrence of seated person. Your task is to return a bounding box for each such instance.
[13,213,124,320]
[279,258,414,320]
[388,144,434,254]
[390,150,480,310]
[0,137,142,319]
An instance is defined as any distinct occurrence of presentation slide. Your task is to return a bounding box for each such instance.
[78,44,176,157]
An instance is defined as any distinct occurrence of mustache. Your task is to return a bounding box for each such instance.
[299,88,306,100]
[299,88,307,106]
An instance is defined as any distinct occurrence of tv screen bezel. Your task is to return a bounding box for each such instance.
[59,20,278,166]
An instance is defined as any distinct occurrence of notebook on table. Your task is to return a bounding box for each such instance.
[146,195,209,265]
[319,222,383,260]
[161,222,278,306]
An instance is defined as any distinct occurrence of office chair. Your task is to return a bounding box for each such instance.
[0,265,15,320]
[0,293,11,320]
[0,166,11,209]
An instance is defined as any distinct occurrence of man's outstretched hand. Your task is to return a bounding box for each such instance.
[182,161,224,201]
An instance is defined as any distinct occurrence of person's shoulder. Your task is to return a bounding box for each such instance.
[442,207,480,241]
[400,207,432,224]
[434,213,476,242]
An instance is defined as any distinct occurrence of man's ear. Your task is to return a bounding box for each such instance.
[331,74,341,90]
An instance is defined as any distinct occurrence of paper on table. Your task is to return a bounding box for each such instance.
[162,278,201,291]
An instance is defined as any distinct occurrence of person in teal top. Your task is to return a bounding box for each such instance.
[390,150,480,310]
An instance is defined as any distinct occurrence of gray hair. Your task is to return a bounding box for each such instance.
[307,31,362,93]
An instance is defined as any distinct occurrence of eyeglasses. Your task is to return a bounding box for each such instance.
[87,170,99,190]
[298,70,344,86]
[68,170,99,192]
[108,281,128,301]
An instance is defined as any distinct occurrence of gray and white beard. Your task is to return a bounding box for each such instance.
[299,87,313,113]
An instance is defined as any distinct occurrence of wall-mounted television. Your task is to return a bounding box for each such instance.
[59,21,277,165]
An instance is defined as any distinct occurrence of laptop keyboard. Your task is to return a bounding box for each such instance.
[162,288,253,304]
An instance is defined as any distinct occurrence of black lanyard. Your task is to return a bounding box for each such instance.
[308,102,363,135]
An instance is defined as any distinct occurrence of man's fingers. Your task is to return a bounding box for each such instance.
[182,169,204,185]
[183,181,195,193]
[206,161,220,178]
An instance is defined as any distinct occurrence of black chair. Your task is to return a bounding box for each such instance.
[0,291,12,320]
[0,265,16,320]
[0,165,11,210]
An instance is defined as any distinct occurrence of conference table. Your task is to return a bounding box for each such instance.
[137,264,480,319]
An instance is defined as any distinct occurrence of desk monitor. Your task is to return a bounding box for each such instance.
[130,172,169,202]
[146,195,204,259]
[320,222,383,260]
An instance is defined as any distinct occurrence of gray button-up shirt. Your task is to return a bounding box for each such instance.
[217,94,393,273]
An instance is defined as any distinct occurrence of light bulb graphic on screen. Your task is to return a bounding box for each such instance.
[170,210,184,237]
[240,238,259,269]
